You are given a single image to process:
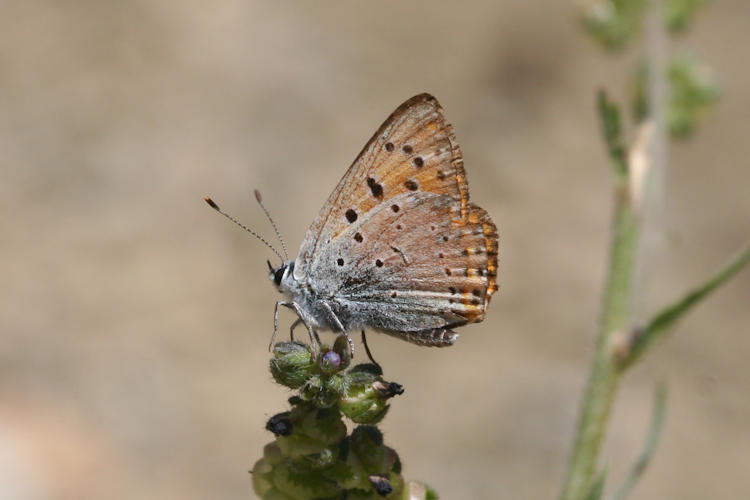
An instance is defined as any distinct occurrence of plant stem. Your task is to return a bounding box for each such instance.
[632,0,669,321]
[562,3,668,497]
[560,185,639,500]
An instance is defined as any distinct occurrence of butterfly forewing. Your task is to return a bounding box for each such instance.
[294,93,498,334]
[295,94,470,276]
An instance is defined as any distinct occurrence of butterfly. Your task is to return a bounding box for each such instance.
[206,93,498,356]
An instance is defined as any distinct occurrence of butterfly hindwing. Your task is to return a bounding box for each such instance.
[316,191,497,332]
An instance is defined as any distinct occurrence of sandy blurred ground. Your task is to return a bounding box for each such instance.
[1,1,749,499]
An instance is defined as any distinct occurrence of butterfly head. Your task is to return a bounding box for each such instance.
[267,259,295,292]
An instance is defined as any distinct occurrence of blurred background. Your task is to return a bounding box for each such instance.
[2,1,749,498]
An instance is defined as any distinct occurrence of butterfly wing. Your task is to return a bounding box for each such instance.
[294,94,498,333]
[327,191,498,331]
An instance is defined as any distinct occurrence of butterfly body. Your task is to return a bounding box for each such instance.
[269,93,498,349]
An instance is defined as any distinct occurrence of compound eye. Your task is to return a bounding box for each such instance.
[273,265,285,286]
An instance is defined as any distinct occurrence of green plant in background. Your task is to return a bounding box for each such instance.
[581,0,648,50]
[632,56,718,137]
[250,2,746,498]
[581,0,709,48]
[664,0,710,33]
[562,1,749,499]
[252,336,437,500]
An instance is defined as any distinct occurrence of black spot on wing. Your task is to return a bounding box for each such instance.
[367,177,384,198]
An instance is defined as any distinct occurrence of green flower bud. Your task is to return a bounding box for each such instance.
[256,341,436,499]
[300,408,347,445]
[263,442,284,465]
[349,363,382,377]
[339,452,368,491]
[309,385,340,409]
[302,447,335,469]
[351,426,386,475]
[386,471,405,498]
[277,433,328,458]
[300,374,323,401]
[270,342,314,389]
[300,375,343,408]
[324,373,349,398]
[339,391,389,424]
[335,438,366,490]
[260,490,295,500]
[345,488,377,500]
[251,457,274,497]
[332,334,352,368]
[339,372,390,424]
[272,459,340,499]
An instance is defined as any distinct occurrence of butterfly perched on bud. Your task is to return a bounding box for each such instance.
[207,94,498,356]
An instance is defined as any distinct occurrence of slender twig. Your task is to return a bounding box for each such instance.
[561,3,667,498]
[585,468,608,500]
[560,183,638,500]
[632,0,669,322]
[610,383,668,500]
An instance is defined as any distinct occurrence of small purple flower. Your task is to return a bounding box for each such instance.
[321,350,342,372]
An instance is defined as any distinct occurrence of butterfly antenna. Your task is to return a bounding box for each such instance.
[254,189,289,260]
[204,196,284,263]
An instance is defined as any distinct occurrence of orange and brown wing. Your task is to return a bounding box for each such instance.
[315,192,498,331]
[294,94,498,326]
[296,95,468,270]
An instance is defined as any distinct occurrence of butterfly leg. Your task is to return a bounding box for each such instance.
[289,318,302,342]
[312,329,322,346]
[272,301,318,351]
[361,330,382,373]
[321,301,354,357]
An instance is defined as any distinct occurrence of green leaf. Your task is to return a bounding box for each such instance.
[665,0,709,33]
[611,383,668,500]
[667,55,718,138]
[581,0,647,50]
[631,55,718,139]
[620,240,750,369]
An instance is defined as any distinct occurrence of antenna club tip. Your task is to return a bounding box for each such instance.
[204,197,219,210]
[254,189,262,202]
